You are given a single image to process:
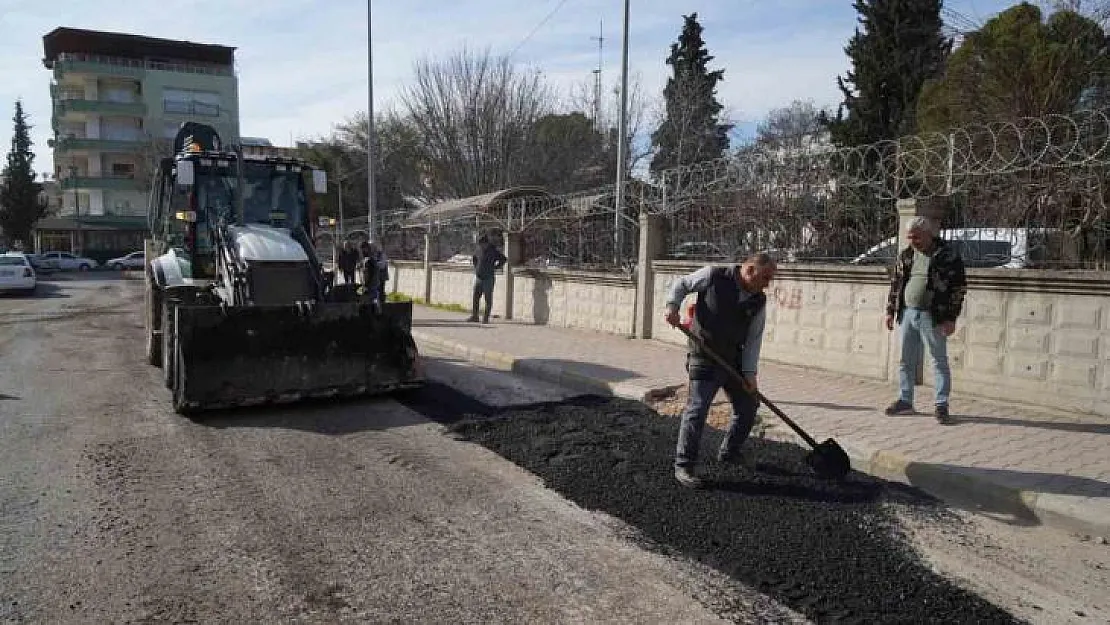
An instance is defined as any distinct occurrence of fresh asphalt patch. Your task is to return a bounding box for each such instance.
[400,383,1023,624]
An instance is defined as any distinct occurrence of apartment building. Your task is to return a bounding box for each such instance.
[36,27,240,261]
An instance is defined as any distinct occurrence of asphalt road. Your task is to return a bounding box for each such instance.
[0,275,797,624]
[1,275,1107,624]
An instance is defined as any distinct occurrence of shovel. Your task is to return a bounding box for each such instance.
[675,324,852,481]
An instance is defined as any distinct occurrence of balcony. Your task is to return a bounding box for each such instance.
[55,98,146,117]
[50,136,146,152]
[52,52,233,80]
[60,175,145,191]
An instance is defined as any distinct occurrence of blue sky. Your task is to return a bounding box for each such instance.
[0,0,1026,180]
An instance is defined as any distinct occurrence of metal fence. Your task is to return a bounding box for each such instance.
[363,107,1110,271]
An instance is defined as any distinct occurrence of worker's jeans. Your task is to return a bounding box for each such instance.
[471,276,495,319]
[898,307,951,407]
[675,366,760,469]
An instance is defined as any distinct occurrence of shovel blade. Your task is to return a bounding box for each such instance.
[805,438,852,480]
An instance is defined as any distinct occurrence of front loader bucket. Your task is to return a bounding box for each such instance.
[168,300,425,414]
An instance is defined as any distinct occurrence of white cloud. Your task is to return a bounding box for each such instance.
[0,0,1016,179]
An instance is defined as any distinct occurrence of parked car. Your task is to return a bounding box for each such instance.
[0,252,36,294]
[39,250,99,271]
[105,250,145,270]
[669,241,729,261]
[23,253,60,274]
[851,228,1059,269]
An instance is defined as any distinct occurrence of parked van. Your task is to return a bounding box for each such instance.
[851,227,1062,269]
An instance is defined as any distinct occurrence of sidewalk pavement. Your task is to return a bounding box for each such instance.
[408,304,1110,538]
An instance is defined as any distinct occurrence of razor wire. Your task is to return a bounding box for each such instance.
[647,106,1110,211]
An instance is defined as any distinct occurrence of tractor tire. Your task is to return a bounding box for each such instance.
[171,332,196,418]
[161,301,175,390]
[145,275,162,366]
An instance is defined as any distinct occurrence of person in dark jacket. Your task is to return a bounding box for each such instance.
[338,240,358,285]
[468,235,507,324]
[663,252,778,489]
[884,216,967,424]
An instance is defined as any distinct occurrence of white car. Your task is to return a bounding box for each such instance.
[0,252,37,294]
[39,250,99,271]
[105,251,145,270]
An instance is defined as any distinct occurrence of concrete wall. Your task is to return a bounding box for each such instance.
[388,258,1110,418]
[511,269,636,335]
[391,261,424,301]
[652,262,895,381]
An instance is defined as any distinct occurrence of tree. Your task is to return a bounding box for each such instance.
[756,99,831,154]
[400,47,557,199]
[916,2,1110,132]
[824,0,951,146]
[522,112,607,193]
[565,72,654,179]
[0,100,47,247]
[649,13,732,177]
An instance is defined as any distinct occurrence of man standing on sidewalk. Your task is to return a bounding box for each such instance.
[883,216,967,424]
[664,252,778,489]
[468,235,507,324]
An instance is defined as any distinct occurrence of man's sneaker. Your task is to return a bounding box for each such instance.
[935,404,953,424]
[466,316,479,323]
[884,400,914,415]
[675,466,704,489]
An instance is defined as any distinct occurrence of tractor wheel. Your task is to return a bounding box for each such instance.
[145,275,162,366]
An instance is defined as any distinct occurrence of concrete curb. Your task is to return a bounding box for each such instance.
[412,330,668,402]
[412,330,1109,538]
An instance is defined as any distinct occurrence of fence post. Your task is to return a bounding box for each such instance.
[635,211,664,339]
[422,230,434,304]
[501,231,521,321]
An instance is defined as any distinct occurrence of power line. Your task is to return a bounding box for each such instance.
[509,0,571,57]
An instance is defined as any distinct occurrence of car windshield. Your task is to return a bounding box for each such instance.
[0,256,26,266]
[195,162,306,229]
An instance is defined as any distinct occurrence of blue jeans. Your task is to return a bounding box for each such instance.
[898,307,951,406]
[675,367,760,469]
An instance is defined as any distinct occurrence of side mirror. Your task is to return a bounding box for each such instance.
[176,160,195,186]
[312,169,327,194]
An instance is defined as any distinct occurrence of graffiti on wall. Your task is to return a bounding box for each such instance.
[772,286,803,310]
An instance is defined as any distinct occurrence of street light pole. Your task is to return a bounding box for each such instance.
[613,0,630,265]
[366,0,377,243]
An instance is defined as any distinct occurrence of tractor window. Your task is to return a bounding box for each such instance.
[194,163,306,230]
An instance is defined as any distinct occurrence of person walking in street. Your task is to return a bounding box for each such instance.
[338,240,358,286]
[468,235,507,324]
[663,252,778,489]
[883,216,967,424]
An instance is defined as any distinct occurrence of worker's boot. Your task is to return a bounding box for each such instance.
[674,466,704,489]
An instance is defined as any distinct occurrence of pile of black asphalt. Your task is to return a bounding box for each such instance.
[401,383,1024,625]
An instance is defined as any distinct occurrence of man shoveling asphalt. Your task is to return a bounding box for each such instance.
[663,252,778,489]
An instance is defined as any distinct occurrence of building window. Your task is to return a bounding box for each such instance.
[163,88,222,116]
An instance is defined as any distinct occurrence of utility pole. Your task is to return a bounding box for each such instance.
[591,20,603,132]
[613,0,630,265]
[366,0,377,243]
[337,162,345,241]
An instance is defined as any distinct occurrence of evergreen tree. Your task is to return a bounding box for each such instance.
[823,0,951,147]
[0,100,47,247]
[650,13,732,177]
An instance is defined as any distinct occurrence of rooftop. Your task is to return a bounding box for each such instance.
[42,27,236,68]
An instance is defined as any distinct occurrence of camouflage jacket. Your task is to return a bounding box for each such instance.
[885,237,967,326]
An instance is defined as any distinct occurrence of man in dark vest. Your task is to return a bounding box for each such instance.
[663,252,778,488]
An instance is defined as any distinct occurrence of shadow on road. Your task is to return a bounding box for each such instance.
[947,412,1110,435]
[195,394,431,433]
[0,393,19,400]
[0,283,70,299]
